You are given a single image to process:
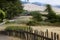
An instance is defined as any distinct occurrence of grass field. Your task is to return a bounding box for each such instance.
[32,26,60,39]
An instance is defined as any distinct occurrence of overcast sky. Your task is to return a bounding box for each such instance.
[21,0,60,5]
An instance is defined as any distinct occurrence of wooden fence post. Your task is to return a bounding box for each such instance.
[57,34,59,40]
[38,31,40,40]
[51,32,53,40]
[42,32,44,40]
[13,31,15,36]
[45,29,48,40]
[40,31,43,40]
[8,31,11,36]
[29,30,33,40]
[46,29,48,37]
[7,31,9,36]
[34,30,38,40]
[39,31,43,40]
[54,33,56,40]
[26,31,28,40]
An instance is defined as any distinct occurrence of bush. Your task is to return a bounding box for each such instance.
[5,26,32,31]
[30,11,43,22]
[26,21,36,26]
[26,11,43,26]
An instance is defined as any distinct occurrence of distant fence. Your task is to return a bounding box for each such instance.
[0,29,59,40]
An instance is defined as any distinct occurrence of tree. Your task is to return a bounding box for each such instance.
[45,4,57,23]
[0,0,23,19]
[0,9,6,22]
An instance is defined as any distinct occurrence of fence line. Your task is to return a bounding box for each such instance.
[0,29,59,40]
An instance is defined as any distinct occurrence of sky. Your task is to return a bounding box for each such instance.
[21,0,60,5]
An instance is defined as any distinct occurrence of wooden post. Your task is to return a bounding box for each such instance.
[57,34,59,40]
[54,33,56,40]
[8,31,11,36]
[42,32,44,40]
[40,31,42,40]
[45,29,48,40]
[51,32,53,40]
[30,29,33,40]
[7,32,9,36]
[46,29,48,37]
[34,30,38,40]
[15,31,18,37]
[26,32,28,40]
[13,31,15,36]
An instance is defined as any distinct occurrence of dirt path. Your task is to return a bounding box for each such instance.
[0,34,23,40]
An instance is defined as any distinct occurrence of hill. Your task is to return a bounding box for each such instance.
[23,3,60,15]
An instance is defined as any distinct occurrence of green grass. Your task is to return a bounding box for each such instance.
[5,26,32,31]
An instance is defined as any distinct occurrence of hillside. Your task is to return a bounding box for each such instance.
[23,3,45,11]
[23,3,60,14]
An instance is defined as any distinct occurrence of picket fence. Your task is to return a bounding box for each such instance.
[0,29,59,40]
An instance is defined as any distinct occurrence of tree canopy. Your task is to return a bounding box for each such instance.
[0,9,5,18]
[0,0,23,19]
[45,4,57,23]
[0,9,6,22]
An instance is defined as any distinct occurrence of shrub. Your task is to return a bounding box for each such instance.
[5,26,32,31]
[26,11,43,26]
[30,11,43,22]
[26,21,36,26]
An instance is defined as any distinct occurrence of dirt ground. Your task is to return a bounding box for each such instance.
[8,36,24,40]
[0,34,24,40]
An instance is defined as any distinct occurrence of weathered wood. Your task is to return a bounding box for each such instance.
[54,33,56,40]
[46,29,48,37]
[0,29,59,40]
[51,32,53,40]
[34,30,38,40]
[42,32,44,40]
[57,34,59,40]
